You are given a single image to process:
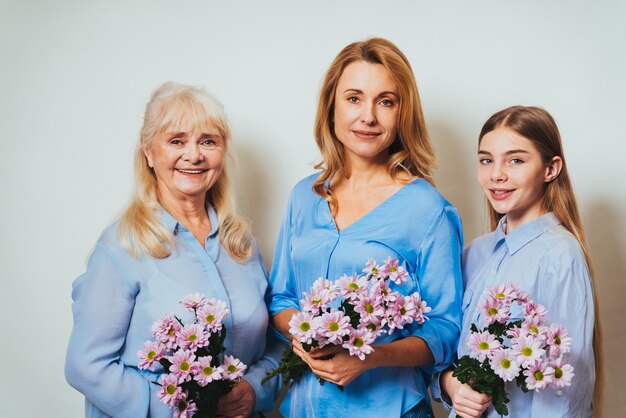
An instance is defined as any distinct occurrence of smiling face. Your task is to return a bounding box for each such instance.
[144,114,225,205]
[477,127,562,232]
[332,61,400,166]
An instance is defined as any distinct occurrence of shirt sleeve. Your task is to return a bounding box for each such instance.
[411,205,464,374]
[64,242,158,418]
[529,254,595,417]
[267,191,300,320]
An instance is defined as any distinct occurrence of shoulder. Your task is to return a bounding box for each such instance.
[463,230,497,263]
[535,225,586,265]
[403,179,459,220]
[290,172,322,196]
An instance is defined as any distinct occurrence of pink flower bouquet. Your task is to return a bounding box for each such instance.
[453,283,574,417]
[262,257,430,388]
[137,294,247,418]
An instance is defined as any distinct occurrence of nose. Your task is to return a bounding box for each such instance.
[490,162,507,182]
[361,102,377,126]
[183,142,203,163]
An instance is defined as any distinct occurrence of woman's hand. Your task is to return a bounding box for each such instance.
[215,378,256,418]
[441,370,492,418]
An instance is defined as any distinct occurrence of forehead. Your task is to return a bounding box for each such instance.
[336,61,398,94]
[157,98,223,136]
[479,128,538,154]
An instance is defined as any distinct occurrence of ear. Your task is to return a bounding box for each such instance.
[544,156,563,182]
[143,144,154,168]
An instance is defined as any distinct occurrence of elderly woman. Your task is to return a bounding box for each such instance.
[65,82,280,418]
[269,38,463,417]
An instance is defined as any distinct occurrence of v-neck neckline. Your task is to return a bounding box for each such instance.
[325,178,423,233]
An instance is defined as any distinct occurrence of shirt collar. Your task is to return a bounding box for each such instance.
[498,212,561,255]
[159,204,219,238]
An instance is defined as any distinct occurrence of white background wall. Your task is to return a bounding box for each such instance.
[1,1,625,416]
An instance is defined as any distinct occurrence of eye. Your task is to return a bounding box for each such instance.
[479,158,492,165]
[169,138,183,145]
[510,158,524,164]
[380,98,395,107]
[347,96,359,104]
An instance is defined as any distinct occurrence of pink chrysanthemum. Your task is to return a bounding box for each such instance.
[137,340,166,371]
[336,273,369,300]
[546,323,573,358]
[152,313,181,349]
[515,289,530,305]
[301,278,337,314]
[487,283,518,305]
[180,293,208,311]
[480,297,510,326]
[385,294,416,333]
[370,278,395,303]
[489,348,521,382]
[311,277,338,297]
[342,328,376,360]
[362,258,382,279]
[354,294,385,325]
[221,355,247,381]
[168,349,197,383]
[520,316,549,342]
[288,311,318,344]
[379,256,409,285]
[549,357,575,389]
[176,323,209,351]
[159,373,184,407]
[197,302,228,332]
[410,292,431,324]
[194,356,224,386]
[524,301,548,323]
[173,394,198,418]
[511,335,545,368]
[468,331,501,362]
[316,311,351,346]
[523,360,555,392]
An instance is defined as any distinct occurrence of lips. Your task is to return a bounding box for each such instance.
[176,169,207,175]
[489,189,514,201]
[352,130,381,139]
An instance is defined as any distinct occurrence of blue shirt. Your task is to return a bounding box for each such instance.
[65,206,282,418]
[268,173,464,418]
[438,213,595,417]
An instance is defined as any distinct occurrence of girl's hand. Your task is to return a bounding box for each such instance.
[441,370,492,418]
[215,379,255,418]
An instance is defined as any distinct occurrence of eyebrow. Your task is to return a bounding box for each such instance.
[343,88,399,98]
[478,149,531,155]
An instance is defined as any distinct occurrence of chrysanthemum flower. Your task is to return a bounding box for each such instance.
[489,348,521,382]
[370,278,394,303]
[168,349,197,383]
[379,257,409,285]
[354,295,384,325]
[194,356,224,386]
[180,293,208,311]
[487,283,518,305]
[549,357,575,388]
[480,297,510,326]
[316,311,351,346]
[468,331,501,362]
[520,316,549,342]
[197,302,228,332]
[137,341,166,371]
[173,394,198,418]
[177,323,209,351]
[221,355,247,381]
[546,323,572,358]
[288,311,318,344]
[386,294,416,333]
[152,313,181,349]
[342,328,375,360]
[410,292,431,324]
[362,258,382,279]
[159,373,184,407]
[336,273,369,300]
[523,360,555,391]
[524,301,547,323]
[511,335,545,368]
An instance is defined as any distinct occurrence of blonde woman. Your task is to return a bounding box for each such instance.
[269,38,464,418]
[435,106,602,417]
[65,82,280,418]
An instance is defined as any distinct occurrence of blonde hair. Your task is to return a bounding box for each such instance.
[312,38,435,213]
[118,82,253,262]
[479,105,604,413]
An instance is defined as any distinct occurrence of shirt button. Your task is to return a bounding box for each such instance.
[556,390,563,396]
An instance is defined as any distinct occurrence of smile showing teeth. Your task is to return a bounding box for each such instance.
[177,169,205,174]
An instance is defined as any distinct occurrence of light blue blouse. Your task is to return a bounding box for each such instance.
[268,173,464,418]
[65,206,282,418]
[437,213,595,417]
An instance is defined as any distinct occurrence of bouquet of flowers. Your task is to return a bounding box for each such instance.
[137,294,247,418]
[262,257,430,388]
[452,283,574,417]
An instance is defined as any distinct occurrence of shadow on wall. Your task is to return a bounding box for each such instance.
[584,199,626,417]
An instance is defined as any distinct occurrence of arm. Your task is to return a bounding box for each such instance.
[64,243,160,418]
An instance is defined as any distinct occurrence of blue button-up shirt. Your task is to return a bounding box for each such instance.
[65,206,282,417]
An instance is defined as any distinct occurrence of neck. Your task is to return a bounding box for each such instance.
[504,205,546,234]
[158,188,209,227]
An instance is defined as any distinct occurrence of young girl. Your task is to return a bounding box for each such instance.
[437,106,602,417]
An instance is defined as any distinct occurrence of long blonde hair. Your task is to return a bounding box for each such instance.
[118,82,253,262]
[479,105,603,413]
[312,38,435,213]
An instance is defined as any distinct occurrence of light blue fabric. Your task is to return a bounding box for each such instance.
[268,173,464,418]
[432,213,595,417]
[65,206,282,418]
